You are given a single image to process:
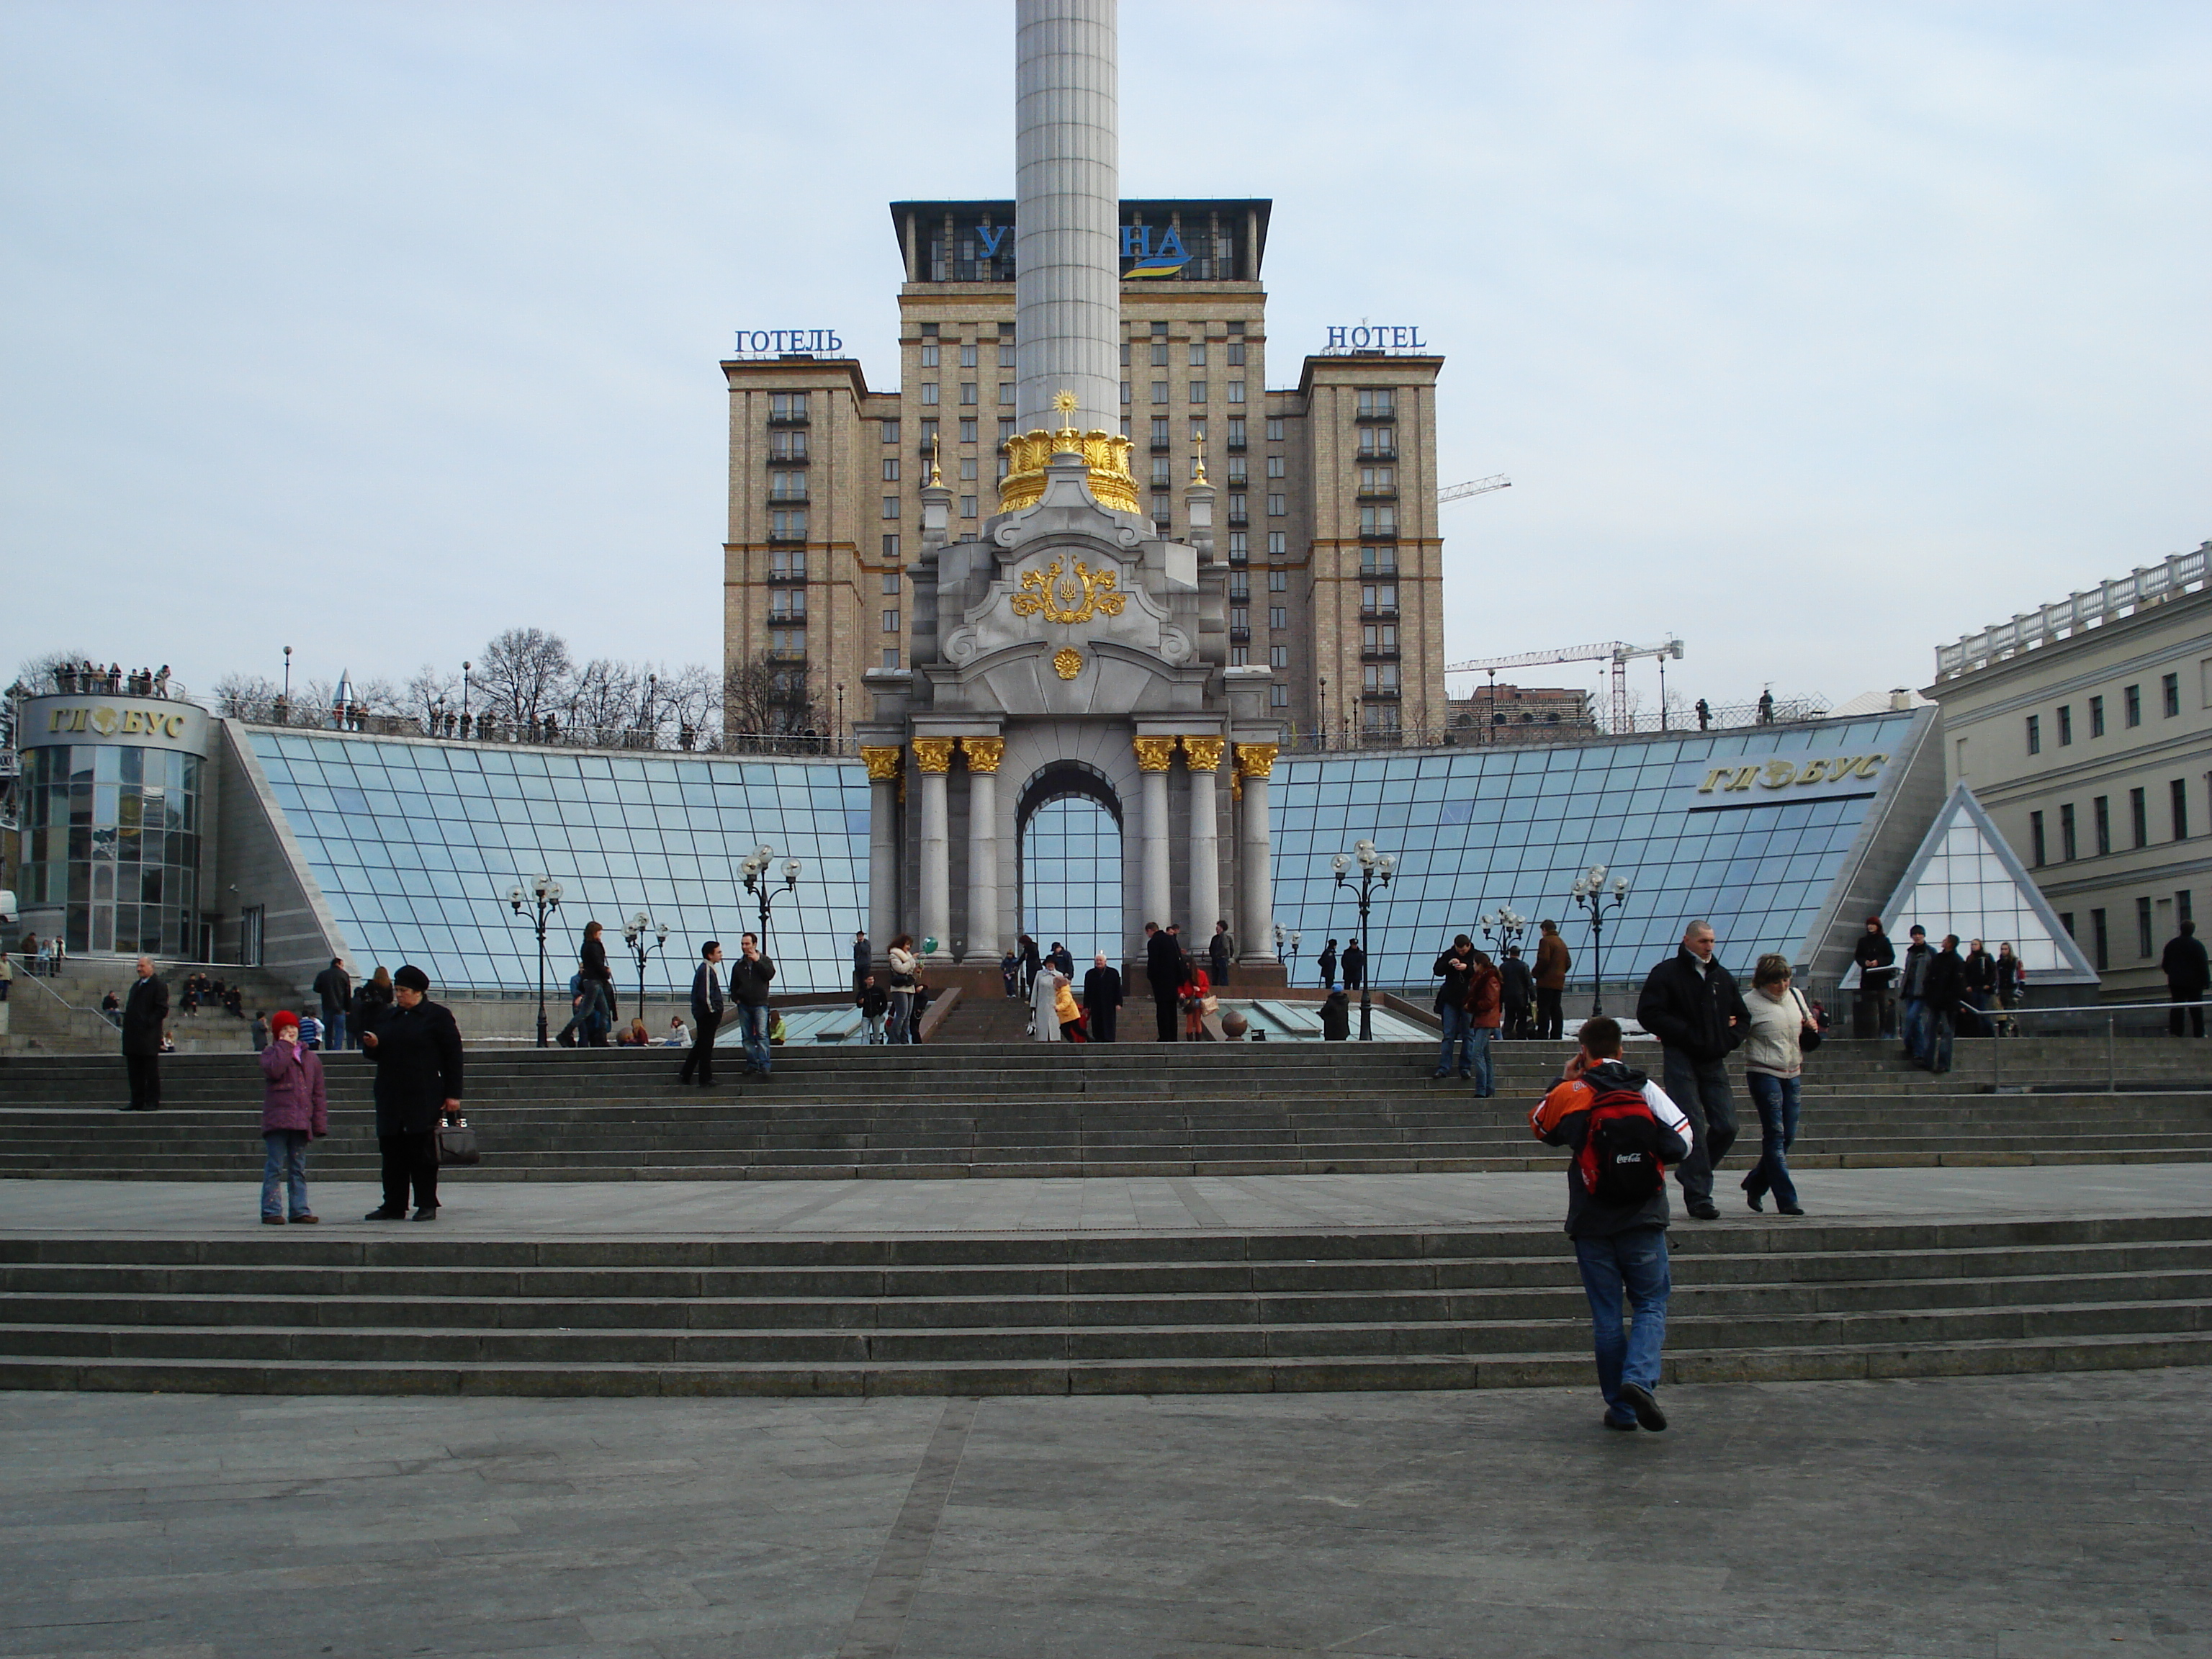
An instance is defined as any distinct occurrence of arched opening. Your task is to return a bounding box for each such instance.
[1015,761,1124,961]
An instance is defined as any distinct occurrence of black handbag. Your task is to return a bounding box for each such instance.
[434,1121,480,1166]
[1794,990,1823,1052]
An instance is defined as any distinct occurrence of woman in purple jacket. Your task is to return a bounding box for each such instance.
[259,1010,329,1224]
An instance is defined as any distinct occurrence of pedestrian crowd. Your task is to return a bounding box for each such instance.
[48,662,171,697]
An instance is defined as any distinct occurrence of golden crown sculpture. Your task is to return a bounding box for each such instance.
[998,390,1139,515]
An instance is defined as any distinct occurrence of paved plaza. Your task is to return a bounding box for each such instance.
[0,1369,2204,1659]
[2,1163,2208,1241]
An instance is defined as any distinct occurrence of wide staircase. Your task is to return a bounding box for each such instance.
[4,1039,2209,1398]
[1,1040,2208,1182]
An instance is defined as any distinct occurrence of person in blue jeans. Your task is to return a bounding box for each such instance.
[257,1010,328,1223]
[1740,953,1814,1215]
[1531,1015,1694,1431]
[1431,936,1475,1079]
[729,932,776,1077]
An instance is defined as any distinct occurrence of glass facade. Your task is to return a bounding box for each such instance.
[1269,715,1921,989]
[21,744,203,957]
[250,732,870,994]
[1020,795,1123,960]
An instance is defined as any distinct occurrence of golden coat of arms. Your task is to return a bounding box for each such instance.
[1009,557,1128,626]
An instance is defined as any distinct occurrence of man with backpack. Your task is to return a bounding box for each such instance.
[1530,1015,1693,1432]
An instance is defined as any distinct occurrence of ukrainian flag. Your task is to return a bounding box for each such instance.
[1123,255,1187,279]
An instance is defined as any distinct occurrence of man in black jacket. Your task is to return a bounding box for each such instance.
[1897,925,1934,1066]
[119,956,168,1112]
[1144,922,1182,1042]
[1633,920,1748,1219]
[1853,917,1897,1038]
[1431,936,1475,1079]
[681,941,727,1086]
[358,964,462,1220]
[730,932,775,1077]
[1499,946,1536,1040]
[312,956,352,1051]
[1924,935,1968,1074]
[1084,951,1124,1043]
[1341,939,1367,992]
[2163,921,2208,1037]
[1209,921,1233,989]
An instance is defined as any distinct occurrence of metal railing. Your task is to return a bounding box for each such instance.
[1282,697,1834,755]
[1936,543,2210,680]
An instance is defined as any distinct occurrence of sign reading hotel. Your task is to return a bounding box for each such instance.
[732,328,845,355]
[1323,325,1429,351]
[1679,751,1888,809]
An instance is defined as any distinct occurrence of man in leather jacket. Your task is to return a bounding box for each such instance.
[1634,920,1748,1219]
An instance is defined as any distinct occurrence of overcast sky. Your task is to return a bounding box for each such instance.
[4,1,2206,716]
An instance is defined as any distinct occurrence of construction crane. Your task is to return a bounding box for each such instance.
[1437,474,1511,505]
[1444,636,1684,735]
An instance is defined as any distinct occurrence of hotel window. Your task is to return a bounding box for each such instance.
[999,383,1015,405]
[1269,606,1287,631]
[1364,624,1398,654]
[961,496,978,518]
[1267,493,1287,517]
[1270,646,1288,669]
[920,343,940,368]
[2131,787,2148,848]
[1188,420,1207,445]
[1268,569,1287,592]
[768,472,806,500]
[1359,426,1393,457]
[1270,683,1289,708]
[1357,388,1394,418]
[2091,908,2109,971]
[1226,531,1248,561]
[881,610,900,634]
[768,590,806,621]
[1151,458,1172,486]
[1228,493,1247,519]
[1189,343,1207,367]
[1228,573,1249,601]
[1151,382,1169,405]
[2057,706,2073,746]
[2030,811,2046,866]
[1121,382,1132,405]
[1230,606,1250,634]
[959,383,978,405]
[2094,795,2110,855]
[961,457,979,481]
[1267,532,1287,558]
[770,508,808,541]
[920,384,939,405]
[2174,778,2190,840]
[881,459,900,482]
[1231,647,1249,666]
[958,418,978,444]
[882,648,900,670]
[1226,457,1248,485]
[768,547,806,579]
[1359,504,1395,535]
[1363,663,1401,694]
[768,626,806,660]
[1227,418,1246,448]
[1361,547,1398,576]
[920,418,938,452]
[2126,684,2142,727]
[1227,342,1246,367]
[2139,896,2156,959]
[960,342,978,368]
[2164,672,2181,716]
[881,572,901,595]
[770,430,808,462]
[2090,695,2105,737]
[1151,418,1171,447]
[1151,341,1169,367]
[2025,715,2041,755]
[880,421,899,446]
[1189,381,1208,403]
[1359,467,1395,492]
[998,342,1016,368]
[2060,802,2077,861]
[881,534,899,562]
[768,392,808,422]
[1227,381,1245,403]
[1267,417,1285,441]
[881,497,899,521]
[1267,454,1285,479]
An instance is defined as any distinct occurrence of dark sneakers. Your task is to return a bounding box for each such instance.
[1686,1200,1720,1220]
[412,1206,439,1221]
[364,1207,407,1221]
[1617,1382,1668,1432]
[1601,1414,1638,1431]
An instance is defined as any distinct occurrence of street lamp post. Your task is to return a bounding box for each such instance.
[1568,863,1631,1018]
[739,845,802,961]
[1273,923,1303,987]
[462,661,472,736]
[507,874,565,1048]
[1477,906,1528,960]
[621,911,670,1022]
[1331,839,1395,1040]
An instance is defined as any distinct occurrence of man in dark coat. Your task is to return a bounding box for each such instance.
[682,941,727,1085]
[1209,921,1233,989]
[1633,920,1748,1219]
[1317,938,1339,989]
[119,956,168,1112]
[1853,917,1898,1038]
[1340,939,1367,992]
[1431,936,1475,1079]
[1499,946,1536,1040]
[1144,922,1182,1042]
[2163,921,2209,1037]
[729,933,775,1077]
[1896,925,1934,1066]
[1924,935,1968,1074]
[312,956,353,1051]
[1083,951,1124,1043]
[358,963,463,1220]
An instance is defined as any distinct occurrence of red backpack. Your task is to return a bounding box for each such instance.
[1575,1086,1668,1204]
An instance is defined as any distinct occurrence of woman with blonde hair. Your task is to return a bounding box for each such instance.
[1741,953,1816,1215]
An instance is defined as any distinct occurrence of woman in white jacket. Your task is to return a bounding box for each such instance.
[886,935,920,1044]
[1741,953,1816,1215]
[1030,963,1066,1040]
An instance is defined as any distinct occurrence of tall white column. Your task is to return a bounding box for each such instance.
[962,737,1004,960]
[1136,735,1174,927]
[914,738,955,961]
[1236,744,1277,963]
[861,747,902,964]
[1014,0,1120,436]
[1184,737,1223,945]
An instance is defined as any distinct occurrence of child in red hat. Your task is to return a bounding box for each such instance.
[258,1010,328,1224]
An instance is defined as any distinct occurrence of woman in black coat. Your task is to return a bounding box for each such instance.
[580,922,616,1043]
[359,964,464,1220]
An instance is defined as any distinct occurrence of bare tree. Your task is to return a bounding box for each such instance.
[14,649,100,696]
[476,628,572,727]
[565,657,643,743]
[654,662,722,748]
[405,665,459,731]
[723,652,829,749]
[212,673,284,721]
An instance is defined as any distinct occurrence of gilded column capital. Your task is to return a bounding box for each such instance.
[912,737,956,774]
[860,745,904,781]
[1133,735,1178,773]
[1182,736,1226,773]
[961,736,1005,773]
[1234,742,1280,778]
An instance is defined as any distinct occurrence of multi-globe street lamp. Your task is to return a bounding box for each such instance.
[1476,906,1528,959]
[506,874,565,1048]
[1568,863,1631,1018]
[621,911,670,1022]
[1330,839,1395,1041]
[740,845,802,959]
[1273,922,1302,987]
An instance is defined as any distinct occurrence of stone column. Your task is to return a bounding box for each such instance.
[860,745,904,963]
[961,737,1004,961]
[1134,734,1176,927]
[913,737,956,961]
[1236,743,1278,962]
[1183,737,1223,945]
